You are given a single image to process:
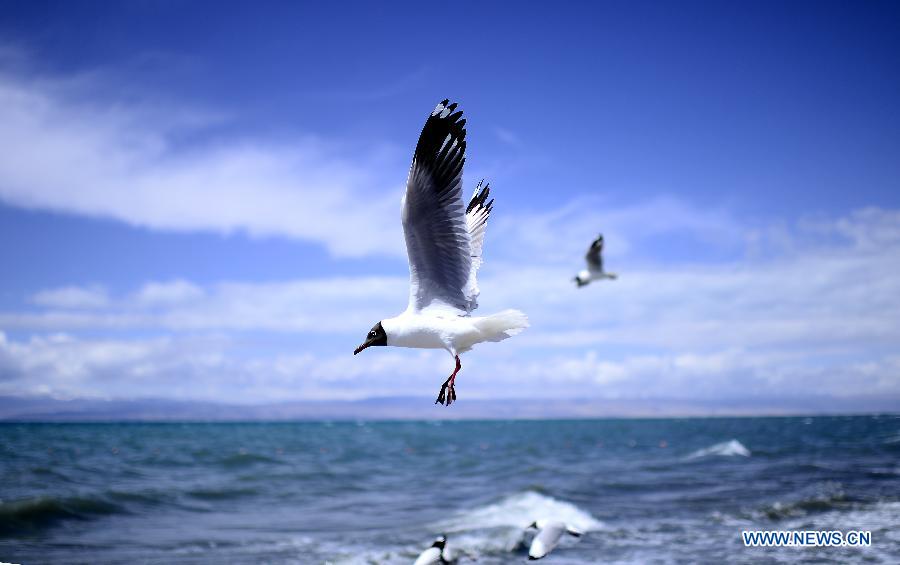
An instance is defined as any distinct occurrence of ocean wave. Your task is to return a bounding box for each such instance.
[218,452,282,468]
[0,495,124,536]
[438,491,604,533]
[883,433,900,444]
[186,486,261,501]
[791,500,900,531]
[757,491,851,521]
[0,486,211,536]
[330,492,602,565]
[687,439,750,459]
[436,491,602,558]
[781,500,900,561]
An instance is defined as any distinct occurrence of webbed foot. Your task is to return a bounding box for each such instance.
[435,378,457,406]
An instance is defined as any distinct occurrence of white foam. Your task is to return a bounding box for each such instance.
[327,492,602,564]
[780,501,900,561]
[788,500,900,531]
[438,491,604,533]
[687,439,750,459]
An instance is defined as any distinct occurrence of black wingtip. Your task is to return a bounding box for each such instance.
[431,99,459,119]
[427,100,466,130]
[466,180,493,214]
[416,100,467,184]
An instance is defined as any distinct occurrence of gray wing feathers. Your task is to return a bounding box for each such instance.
[585,235,604,272]
[404,100,475,313]
[464,180,493,309]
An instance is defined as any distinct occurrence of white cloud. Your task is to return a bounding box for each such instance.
[1,205,898,404]
[4,276,408,333]
[1,54,898,406]
[493,126,521,146]
[486,348,900,399]
[0,68,404,257]
[1,329,897,403]
[0,331,445,402]
[134,280,205,306]
[30,285,109,309]
[490,194,745,265]
[480,202,900,354]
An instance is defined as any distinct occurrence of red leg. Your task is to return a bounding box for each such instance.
[435,355,461,406]
[448,355,461,385]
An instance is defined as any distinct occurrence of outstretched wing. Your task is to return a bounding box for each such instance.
[402,100,474,314]
[463,180,494,310]
[585,234,604,272]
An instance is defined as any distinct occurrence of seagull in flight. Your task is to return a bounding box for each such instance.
[524,520,583,560]
[353,100,528,406]
[574,234,617,287]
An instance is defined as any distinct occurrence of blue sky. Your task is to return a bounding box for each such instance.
[0,1,898,409]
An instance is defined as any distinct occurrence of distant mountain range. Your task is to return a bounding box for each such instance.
[1,394,897,421]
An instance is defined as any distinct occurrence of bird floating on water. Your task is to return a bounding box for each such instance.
[353,100,528,406]
[574,234,617,287]
[414,534,455,565]
[525,520,583,560]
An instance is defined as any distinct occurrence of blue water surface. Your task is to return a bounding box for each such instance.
[1,416,899,563]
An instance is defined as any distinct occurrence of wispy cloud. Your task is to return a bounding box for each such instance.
[0,331,443,402]
[304,66,431,101]
[8,277,407,333]
[476,348,900,400]
[1,53,898,408]
[2,329,897,403]
[30,285,110,309]
[0,67,404,257]
[2,204,899,402]
[491,194,746,265]
[493,126,521,146]
[484,205,900,357]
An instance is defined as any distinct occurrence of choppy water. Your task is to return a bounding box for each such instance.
[1,416,899,564]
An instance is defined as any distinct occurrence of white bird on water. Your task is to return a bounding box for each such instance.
[525,520,583,560]
[353,100,528,406]
[574,234,617,287]
[413,534,455,565]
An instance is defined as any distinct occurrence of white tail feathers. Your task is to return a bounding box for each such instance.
[475,309,530,342]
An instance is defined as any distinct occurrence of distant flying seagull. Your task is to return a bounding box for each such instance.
[525,520,583,560]
[353,100,528,406]
[414,535,455,565]
[574,234,617,287]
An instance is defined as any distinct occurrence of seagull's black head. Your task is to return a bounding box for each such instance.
[431,535,447,549]
[526,521,539,530]
[353,321,387,355]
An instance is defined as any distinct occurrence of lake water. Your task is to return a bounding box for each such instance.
[1,416,899,563]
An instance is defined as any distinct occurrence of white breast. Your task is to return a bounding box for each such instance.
[413,547,442,565]
[381,314,455,350]
[529,522,566,559]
